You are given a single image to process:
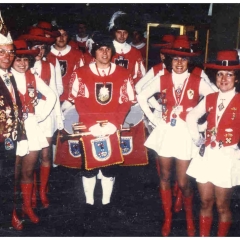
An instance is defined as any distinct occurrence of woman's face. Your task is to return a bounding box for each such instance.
[13,57,29,73]
[32,45,46,61]
[216,70,237,92]
[171,56,189,74]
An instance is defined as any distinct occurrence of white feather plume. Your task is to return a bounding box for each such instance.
[107,11,126,31]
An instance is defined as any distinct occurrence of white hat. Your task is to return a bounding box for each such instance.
[0,11,13,45]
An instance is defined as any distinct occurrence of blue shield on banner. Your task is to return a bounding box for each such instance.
[120,136,133,155]
[91,136,111,161]
[68,140,81,158]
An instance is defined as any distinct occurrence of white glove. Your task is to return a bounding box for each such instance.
[61,100,72,113]
[149,115,161,128]
[56,115,64,130]
[35,114,44,123]
[198,121,208,133]
[16,140,29,157]
[193,135,206,147]
[89,122,117,137]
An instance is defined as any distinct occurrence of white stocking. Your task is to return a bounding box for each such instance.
[101,175,115,205]
[82,176,96,205]
[52,144,58,167]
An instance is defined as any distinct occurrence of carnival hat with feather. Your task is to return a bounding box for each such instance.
[151,35,176,49]
[204,50,240,70]
[0,11,13,45]
[107,11,132,33]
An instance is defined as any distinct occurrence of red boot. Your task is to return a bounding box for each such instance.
[21,183,39,224]
[32,171,37,208]
[199,215,213,237]
[39,166,51,208]
[160,189,172,237]
[174,188,183,212]
[183,194,195,236]
[12,208,23,230]
[217,221,231,237]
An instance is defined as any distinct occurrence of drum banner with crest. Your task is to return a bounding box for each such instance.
[120,121,148,166]
[54,130,82,169]
[80,131,124,170]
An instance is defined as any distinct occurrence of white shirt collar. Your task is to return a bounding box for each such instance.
[76,35,89,42]
[113,40,131,54]
[51,45,71,56]
[0,69,9,80]
[130,42,146,49]
[172,70,189,87]
[218,87,236,100]
[89,62,116,76]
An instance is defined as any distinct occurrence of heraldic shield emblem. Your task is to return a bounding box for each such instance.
[68,140,81,158]
[91,136,111,161]
[59,60,67,77]
[114,56,129,69]
[120,136,133,155]
[95,83,112,105]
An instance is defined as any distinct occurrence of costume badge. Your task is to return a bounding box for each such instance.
[91,136,111,161]
[27,86,35,98]
[120,136,133,155]
[5,137,14,150]
[68,140,81,158]
[187,89,194,99]
[95,83,112,105]
[59,60,67,77]
[114,56,129,69]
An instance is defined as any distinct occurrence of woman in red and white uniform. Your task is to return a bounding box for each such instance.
[11,39,56,225]
[186,50,240,237]
[137,37,216,237]
[19,27,64,208]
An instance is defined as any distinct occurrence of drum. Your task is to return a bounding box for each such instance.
[122,103,144,128]
[63,105,80,134]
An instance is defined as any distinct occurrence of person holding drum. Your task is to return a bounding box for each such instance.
[186,49,240,237]
[136,37,216,237]
[11,39,56,226]
[19,27,64,209]
[61,32,135,218]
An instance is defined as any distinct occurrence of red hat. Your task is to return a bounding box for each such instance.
[161,37,201,57]
[13,39,39,56]
[151,35,176,49]
[204,50,240,70]
[175,35,199,45]
[36,21,61,38]
[18,27,55,44]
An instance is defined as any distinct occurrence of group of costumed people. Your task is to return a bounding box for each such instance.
[0,8,239,238]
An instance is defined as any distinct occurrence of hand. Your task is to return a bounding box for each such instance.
[61,100,72,113]
[56,115,64,130]
[193,135,206,147]
[16,140,29,157]
[35,114,44,123]
[89,122,117,137]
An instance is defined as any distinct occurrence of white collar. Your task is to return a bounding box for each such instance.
[89,62,116,76]
[113,40,131,54]
[172,70,189,86]
[51,45,71,56]
[130,42,146,49]
[0,68,9,79]
[76,35,88,42]
[218,87,236,100]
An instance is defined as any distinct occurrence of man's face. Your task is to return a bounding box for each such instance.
[95,46,112,66]
[114,30,128,44]
[78,24,87,36]
[0,44,15,70]
[55,29,68,49]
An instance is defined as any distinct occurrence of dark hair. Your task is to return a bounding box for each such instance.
[26,41,50,58]
[205,68,240,92]
[14,54,35,68]
[91,43,116,59]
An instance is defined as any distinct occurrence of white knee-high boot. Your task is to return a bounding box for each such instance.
[82,176,96,205]
[101,175,115,205]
